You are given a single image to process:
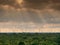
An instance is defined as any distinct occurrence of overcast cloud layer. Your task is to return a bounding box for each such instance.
[0,0,60,24]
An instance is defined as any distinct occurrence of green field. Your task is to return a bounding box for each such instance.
[0,33,60,45]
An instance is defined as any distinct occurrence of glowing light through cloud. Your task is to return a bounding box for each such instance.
[16,0,23,4]
[16,0,23,7]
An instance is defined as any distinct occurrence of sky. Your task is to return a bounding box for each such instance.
[0,0,60,23]
[0,0,60,32]
[0,0,60,10]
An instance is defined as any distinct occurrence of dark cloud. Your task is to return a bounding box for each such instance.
[23,0,49,9]
[0,0,20,8]
[0,0,60,10]
[51,3,60,10]
[0,0,15,5]
[23,0,60,10]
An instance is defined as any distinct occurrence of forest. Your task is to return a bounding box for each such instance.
[0,33,60,45]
